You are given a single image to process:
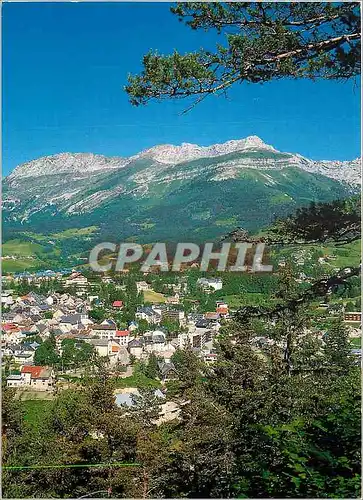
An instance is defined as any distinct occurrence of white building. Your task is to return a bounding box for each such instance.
[136,281,151,293]
[197,277,223,291]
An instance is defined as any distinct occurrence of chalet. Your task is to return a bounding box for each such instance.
[158,360,178,382]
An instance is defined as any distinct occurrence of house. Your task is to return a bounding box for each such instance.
[6,374,23,388]
[165,294,180,305]
[53,309,66,320]
[115,330,130,345]
[344,312,361,323]
[197,277,223,291]
[64,272,88,291]
[89,324,117,340]
[136,306,161,325]
[204,312,219,322]
[128,339,143,359]
[156,343,176,362]
[60,313,90,329]
[12,314,28,325]
[128,321,138,332]
[85,338,113,357]
[33,323,50,337]
[143,330,166,353]
[101,276,115,284]
[161,308,185,326]
[216,301,229,316]
[203,352,217,364]
[21,366,55,391]
[136,281,151,293]
[108,341,128,365]
[112,300,124,309]
[101,319,117,328]
[194,318,210,329]
[158,360,178,382]
[1,292,14,306]
[115,345,130,366]
[12,343,36,364]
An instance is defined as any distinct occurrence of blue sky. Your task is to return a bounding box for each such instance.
[3,2,361,175]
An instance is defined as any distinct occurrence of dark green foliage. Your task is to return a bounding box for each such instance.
[323,318,353,369]
[269,197,361,245]
[126,2,360,107]
[144,353,160,379]
[34,339,59,366]
[89,307,107,323]
[60,339,96,371]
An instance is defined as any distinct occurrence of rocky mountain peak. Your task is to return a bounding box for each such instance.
[135,135,276,165]
[8,152,128,181]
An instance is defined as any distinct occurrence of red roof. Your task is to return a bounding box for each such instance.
[21,366,46,378]
[2,323,16,331]
[116,330,129,337]
[112,300,124,308]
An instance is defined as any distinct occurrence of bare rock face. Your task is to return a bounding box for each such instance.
[3,136,360,226]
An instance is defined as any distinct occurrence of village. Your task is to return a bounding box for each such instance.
[2,265,361,401]
[1,270,234,399]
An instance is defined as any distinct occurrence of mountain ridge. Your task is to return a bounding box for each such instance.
[3,136,360,267]
[7,135,361,185]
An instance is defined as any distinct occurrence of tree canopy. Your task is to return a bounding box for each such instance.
[126,2,360,109]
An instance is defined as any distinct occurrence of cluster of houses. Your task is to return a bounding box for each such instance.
[2,281,230,390]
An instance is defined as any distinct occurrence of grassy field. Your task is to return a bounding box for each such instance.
[17,390,55,401]
[22,400,53,430]
[223,293,274,309]
[2,238,62,273]
[143,290,166,303]
[2,239,45,257]
[271,240,361,270]
[113,372,161,389]
[321,240,361,269]
[2,258,42,273]
[22,226,99,242]
[51,226,99,240]
[350,337,361,348]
